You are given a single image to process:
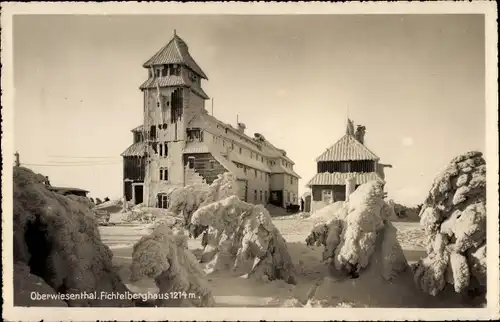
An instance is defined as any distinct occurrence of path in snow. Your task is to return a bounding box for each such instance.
[100,217,426,307]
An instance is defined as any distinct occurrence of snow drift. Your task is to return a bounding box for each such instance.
[414,151,487,301]
[13,167,133,307]
[190,195,298,284]
[129,224,215,307]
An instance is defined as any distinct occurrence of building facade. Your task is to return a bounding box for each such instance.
[306,119,392,213]
[121,32,300,208]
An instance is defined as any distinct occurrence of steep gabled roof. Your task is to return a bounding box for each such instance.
[316,134,379,162]
[143,33,208,79]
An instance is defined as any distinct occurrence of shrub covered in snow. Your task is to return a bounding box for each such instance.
[129,224,215,307]
[414,151,487,299]
[168,172,238,228]
[306,181,407,279]
[190,195,298,284]
[301,180,477,307]
[13,167,133,307]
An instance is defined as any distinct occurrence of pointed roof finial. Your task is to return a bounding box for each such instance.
[174,29,177,37]
[345,104,355,135]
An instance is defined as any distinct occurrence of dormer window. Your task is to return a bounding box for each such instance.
[187,128,203,142]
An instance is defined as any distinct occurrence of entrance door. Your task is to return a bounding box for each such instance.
[124,181,133,201]
[322,189,333,204]
[134,185,144,204]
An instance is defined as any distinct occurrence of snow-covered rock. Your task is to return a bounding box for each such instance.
[414,151,486,301]
[190,195,298,284]
[13,167,133,307]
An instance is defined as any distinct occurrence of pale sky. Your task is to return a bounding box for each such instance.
[13,14,485,206]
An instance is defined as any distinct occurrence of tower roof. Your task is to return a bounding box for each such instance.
[315,134,379,162]
[143,32,208,80]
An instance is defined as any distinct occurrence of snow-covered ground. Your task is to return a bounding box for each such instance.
[100,215,426,307]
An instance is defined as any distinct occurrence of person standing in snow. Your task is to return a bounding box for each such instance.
[300,198,305,212]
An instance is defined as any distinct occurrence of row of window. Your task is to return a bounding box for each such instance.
[235,163,269,182]
[215,124,257,147]
[211,134,293,171]
[253,189,269,203]
[150,64,181,78]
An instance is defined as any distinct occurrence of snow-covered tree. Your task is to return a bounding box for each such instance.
[190,195,298,284]
[168,172,238,230]
[129,224,215,307]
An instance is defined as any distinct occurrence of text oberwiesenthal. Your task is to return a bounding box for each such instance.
[31,291,199,302]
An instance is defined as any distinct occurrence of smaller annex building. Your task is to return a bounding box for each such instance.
[306,119,392,213]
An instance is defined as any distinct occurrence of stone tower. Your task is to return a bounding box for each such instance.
[139,31,210,206]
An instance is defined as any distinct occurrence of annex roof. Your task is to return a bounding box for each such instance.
[315,134,379,162]
[306,171,384,187]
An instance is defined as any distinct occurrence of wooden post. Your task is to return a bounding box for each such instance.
[14,151,20,167]
[345,177,356,200]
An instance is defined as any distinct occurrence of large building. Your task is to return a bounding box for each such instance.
[121,31,300,208]
[306,119,391,213]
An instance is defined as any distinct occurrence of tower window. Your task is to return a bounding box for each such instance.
[154,67,163,77]
[159,168,168,181]
[170,65,181,76]
[150,125,157,140]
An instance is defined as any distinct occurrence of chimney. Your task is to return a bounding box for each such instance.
[355,125,366,145]
[237,122,246,134]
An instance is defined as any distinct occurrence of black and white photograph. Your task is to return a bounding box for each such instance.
[1,2,498,321]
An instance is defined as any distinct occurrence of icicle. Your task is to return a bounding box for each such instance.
[156,77,164,125]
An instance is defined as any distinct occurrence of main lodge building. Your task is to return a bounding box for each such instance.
[121,31,300,209]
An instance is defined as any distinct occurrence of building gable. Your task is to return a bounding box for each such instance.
[315,134,379,162]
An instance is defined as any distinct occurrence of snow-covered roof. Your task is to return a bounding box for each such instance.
[142,33,208,79]
[307,172,384,187]
[121,142,154,157]
[139,75,209,99]
[315,134,380,162]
